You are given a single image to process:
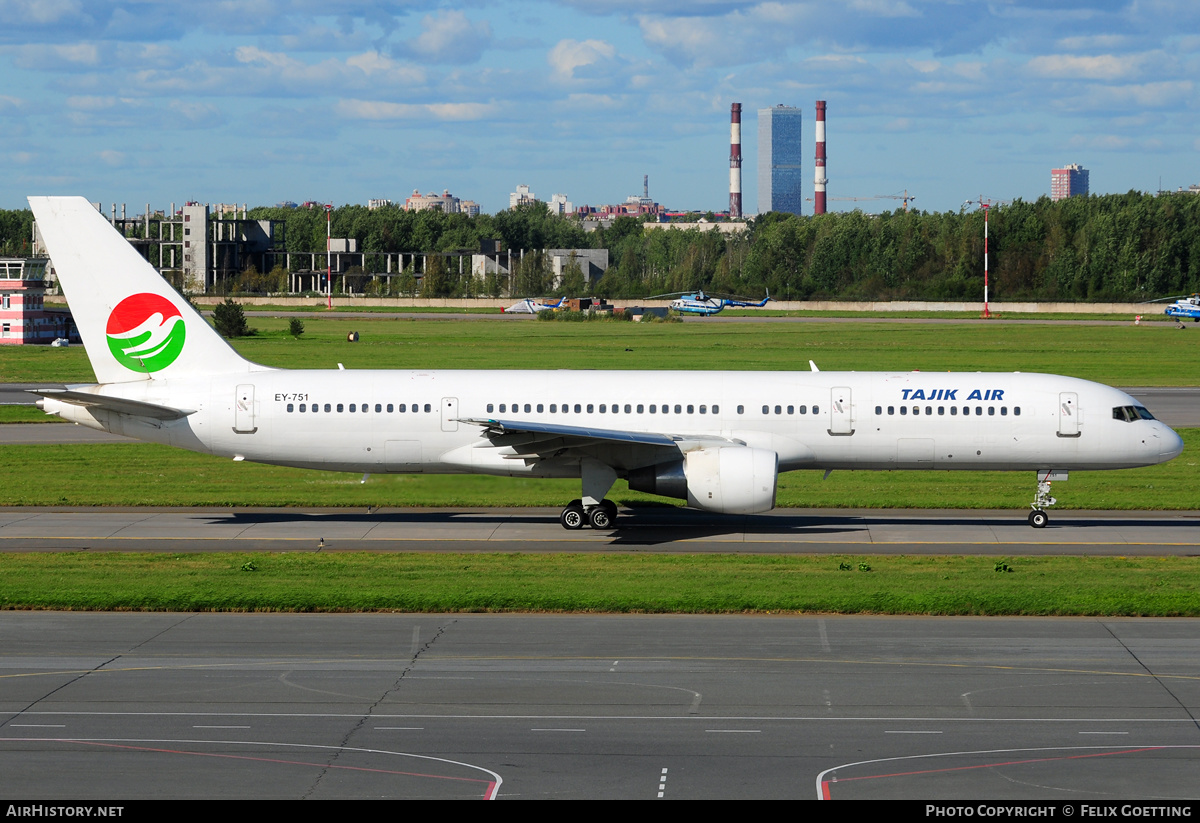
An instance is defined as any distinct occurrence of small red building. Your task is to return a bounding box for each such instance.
[0,257,75,345]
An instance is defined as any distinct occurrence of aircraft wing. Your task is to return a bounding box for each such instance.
[457,417,742,465]
[29,388,196,420]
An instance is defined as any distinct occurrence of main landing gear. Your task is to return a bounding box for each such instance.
[1028,473,1058,529]
[560,458,620,530]
[560,499,618,530]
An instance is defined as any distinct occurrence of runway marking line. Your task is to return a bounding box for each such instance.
[2,738,503,800]
[836,745,1164,783]
[4,653,1200,683]
[817,745,1199,800]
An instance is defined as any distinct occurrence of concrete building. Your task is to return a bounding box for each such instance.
[1051,164,1089,201]
[472,247,608,288]
[548,193,573,215]
[368,199,393,210]
[510,184,537,209]
[758,105,804,215]
[405,189,464,213]
[0,257,75,344]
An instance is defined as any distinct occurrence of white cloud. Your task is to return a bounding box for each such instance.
[335,99,499,121]
[53,42,100,65]
[167,99,222,125]
[4,0,84,25]
[234,45,293,70]
[65,94,118,109]
[406,10,492,64]
[97,148,126,166]
[1088,80,1193,108]
[847,0,918,17]
[548,38,616,80]
[1027,53,1144,80]
[346,50,395,75]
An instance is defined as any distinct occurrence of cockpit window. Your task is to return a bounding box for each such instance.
[1113,405,1156,422]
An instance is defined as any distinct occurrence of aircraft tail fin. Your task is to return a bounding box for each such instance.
[29,196,262,384]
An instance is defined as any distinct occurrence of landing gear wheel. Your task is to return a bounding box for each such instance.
[1028,509,1048,528]
[588,504,614,530]
[560,502,585,530]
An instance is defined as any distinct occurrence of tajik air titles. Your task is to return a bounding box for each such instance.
[900,388,1006,401]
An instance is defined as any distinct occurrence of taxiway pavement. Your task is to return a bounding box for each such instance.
[2,612,1198,800]
[0,507,1196,555]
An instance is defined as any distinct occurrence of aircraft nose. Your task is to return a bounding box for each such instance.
[1159,425,1185,460]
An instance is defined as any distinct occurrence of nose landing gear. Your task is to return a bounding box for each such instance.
[1028,471,1060,528]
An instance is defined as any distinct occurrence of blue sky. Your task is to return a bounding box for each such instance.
[1,0,1196,214]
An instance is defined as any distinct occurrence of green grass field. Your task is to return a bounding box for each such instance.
[2,553,1198,616]
[3,314,1199,384]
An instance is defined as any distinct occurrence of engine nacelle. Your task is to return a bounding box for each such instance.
[628,447,778,514]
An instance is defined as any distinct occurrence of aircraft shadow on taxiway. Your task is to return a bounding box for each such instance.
[197,507,1190,547]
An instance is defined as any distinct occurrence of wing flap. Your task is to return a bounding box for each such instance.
[457,417,742,460]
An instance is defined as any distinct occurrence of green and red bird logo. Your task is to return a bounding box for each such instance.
[105,293,186,373]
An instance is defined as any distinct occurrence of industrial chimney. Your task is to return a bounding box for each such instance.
[814,100,827,215]
[729,103,742,219]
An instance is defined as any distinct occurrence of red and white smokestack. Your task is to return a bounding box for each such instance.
[814,100,827,215]
[729,103,742,218]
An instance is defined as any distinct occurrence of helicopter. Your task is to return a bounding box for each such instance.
[501,297,567,314]
[650,289,771,316]
[1164,294,1200,322]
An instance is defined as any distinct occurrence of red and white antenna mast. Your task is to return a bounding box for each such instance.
[966,196,1009,318]
[325,203,332,311]
[814,100,827,215]
[729,103,742,218]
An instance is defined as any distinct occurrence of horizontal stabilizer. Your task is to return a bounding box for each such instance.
[29,389,195,420]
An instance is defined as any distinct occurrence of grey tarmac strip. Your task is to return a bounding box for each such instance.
[2,612,1199,800]
[0,507,1196,555]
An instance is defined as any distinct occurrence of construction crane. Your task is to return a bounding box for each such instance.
[876,190,916,212]
[807,190,916,212]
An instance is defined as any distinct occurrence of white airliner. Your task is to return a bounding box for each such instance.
[29,196,1184,530]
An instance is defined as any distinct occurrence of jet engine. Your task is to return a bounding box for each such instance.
[627,446,778,514]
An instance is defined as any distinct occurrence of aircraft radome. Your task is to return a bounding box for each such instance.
[28,196,1184,530]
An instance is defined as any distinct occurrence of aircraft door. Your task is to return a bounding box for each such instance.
[829,386,854,436]
[233,384,257,434]
[1058,392,1080,438]
[441,397,459,432]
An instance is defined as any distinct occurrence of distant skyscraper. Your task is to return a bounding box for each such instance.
[758,105,804,215]
[1051,164,1089,201]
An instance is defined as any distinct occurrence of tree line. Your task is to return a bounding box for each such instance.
[3,191,1197,300]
